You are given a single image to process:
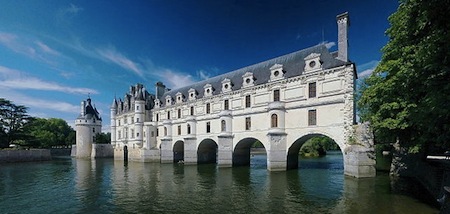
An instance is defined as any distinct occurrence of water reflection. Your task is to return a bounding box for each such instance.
[0,153,438,214]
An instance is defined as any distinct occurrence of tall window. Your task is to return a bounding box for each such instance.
[190,106,194,115]
[156,128,159,137]
[309,82,317,98]
[245,117,251,130]
[136,118,139,123]
[308,109,317,126]
[93,128,95,133]
[206,103,211,114]
[221,120,226,132]
[156,113,159,121]
[206,122,211,133]
[178,109,181,118]
[164,127,168,136]
[118,131,121,139]
[187,124,191,134]
[273,89,280,101]
[245,95,251,108]
[271,114,278,128]
[178,125,181,135]
[131,129,135,138]
[167,111,171,119]
[224,99,229,110]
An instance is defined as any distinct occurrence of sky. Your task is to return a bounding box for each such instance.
[0,0,399,132]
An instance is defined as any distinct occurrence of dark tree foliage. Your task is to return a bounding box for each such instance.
[95,132,111,144]
[300,136,338,157]
[23,118,75,148]
[358,0,450,154]
[0,98,32,148]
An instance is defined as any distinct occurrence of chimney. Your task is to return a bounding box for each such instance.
[336,12,349,62]
[155,82,166,99]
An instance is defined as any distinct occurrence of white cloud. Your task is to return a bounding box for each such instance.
[0,65,98,95]
[197,70,211,80]
[35,41,60,56]
[96,46,145,78]
[156,69,196,89]
[358,60,379,78]
[67,4,83,14]
[318,41,336,49]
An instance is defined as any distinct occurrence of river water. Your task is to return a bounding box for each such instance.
[0,151,438,214]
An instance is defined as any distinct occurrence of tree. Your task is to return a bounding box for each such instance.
[23,118,75,148]
[358,0,450,154]
[0,98,32,148]
[300,136,338,157]
[95,132,111,144]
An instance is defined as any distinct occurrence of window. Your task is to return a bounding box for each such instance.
[118,120,121,126]
[167,111,170,119]
[156,113,159,121]
[309,82,317,98]
[190,106,194,115]
[131,129,134,138]
[274,89,280,102]
[164,127,167,136]
[93,128,95,133]
[224,99,229,110]
[136,118,139,123]
[206,103,211,114]
[187,124,191,134]
[221,120,226,132]
[178,109,181,118]
[156,128,159,137]
[308,110,317,126]
[271,114,278,128]
[206,122,211,133]
[245,95,251,108]
[136,106,139,110]
[245,117,251,130]
[137,132,140,137]
[178,125,181,135]
[151,131,154,137]
[118,131,121,139]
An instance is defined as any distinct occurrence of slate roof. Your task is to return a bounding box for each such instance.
[161,44,348,106]
[79,98,102,121]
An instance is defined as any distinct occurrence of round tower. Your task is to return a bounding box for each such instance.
[110,98,117,146]
[75,97,102,158]
[135,89,145,145]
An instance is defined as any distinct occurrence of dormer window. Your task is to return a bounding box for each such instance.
[221,78,233,93]
[165,95,172,106]
[204,84,214,97]
[269,64,285,81]
[304,53,322,73]
[242,72,255,88]
[176,92,184,104]
[188,88,197,101]
[154,99,161,109]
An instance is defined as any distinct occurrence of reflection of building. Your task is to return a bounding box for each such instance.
[73,97,113,158]
[111,12,376,177]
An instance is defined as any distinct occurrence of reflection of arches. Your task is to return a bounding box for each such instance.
[287,133,340,170]
[173,140,184,163]
[197,139,218,164]
[233,137,266,167]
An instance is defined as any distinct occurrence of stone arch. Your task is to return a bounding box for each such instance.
[197,138,218,164]
[233,137,266,167]
[173,140,184,163]
[287,133,342,170]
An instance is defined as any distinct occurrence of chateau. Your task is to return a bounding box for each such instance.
[106,12,375,177]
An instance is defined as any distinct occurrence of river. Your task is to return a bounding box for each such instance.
[0,151,438,213]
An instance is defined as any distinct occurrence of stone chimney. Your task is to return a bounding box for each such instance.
[155,82,166,99]
[336,12,349,62]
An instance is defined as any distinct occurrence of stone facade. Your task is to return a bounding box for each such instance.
[110,12,376,177]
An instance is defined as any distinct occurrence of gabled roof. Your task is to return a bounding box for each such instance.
[161,44,348,106]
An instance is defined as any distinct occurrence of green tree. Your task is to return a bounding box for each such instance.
[0,98,32,148]
[95,132,111,144]
[300,136,338,157]
[358,0,450,154]
[23,118,75,148]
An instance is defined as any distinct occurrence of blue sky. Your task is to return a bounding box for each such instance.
[0,0,398,131]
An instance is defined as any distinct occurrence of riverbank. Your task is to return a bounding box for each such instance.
[0,149,51,163]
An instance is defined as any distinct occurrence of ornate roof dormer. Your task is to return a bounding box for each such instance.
[188,88,197,101]
[269,63,285,82]
[176,92,184,104]
[204,83,214,97]
[304,53,322,73]
[242,72,255,88]
[221,78,233,93]
[165,95,173,106]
